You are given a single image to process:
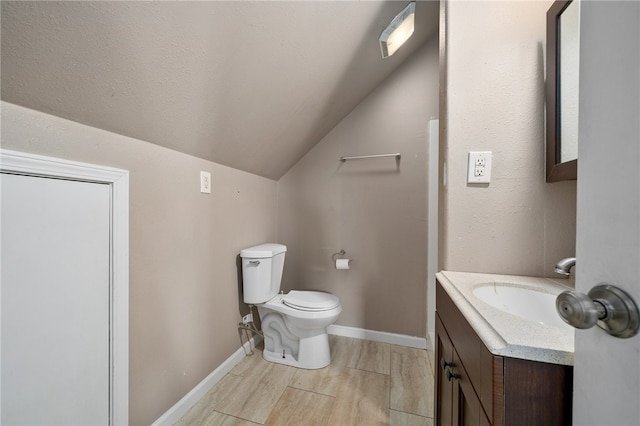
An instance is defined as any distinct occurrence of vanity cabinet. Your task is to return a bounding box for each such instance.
[434,280,573,426]
[436,315,490,426]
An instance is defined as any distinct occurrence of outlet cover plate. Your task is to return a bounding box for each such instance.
[467,151,492,184]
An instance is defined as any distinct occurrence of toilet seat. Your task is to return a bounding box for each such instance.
[283,290,340,312]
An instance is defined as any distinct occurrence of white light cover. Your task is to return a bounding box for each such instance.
[379,2,416,58]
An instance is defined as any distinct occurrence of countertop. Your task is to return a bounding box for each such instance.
[436,271,575,366]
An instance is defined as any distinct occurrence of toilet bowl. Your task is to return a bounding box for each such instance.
[240,244,342,369]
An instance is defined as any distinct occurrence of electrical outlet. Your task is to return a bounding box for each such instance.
[467,151,492,183]
[242,313,253,324]
[200,171,211,194]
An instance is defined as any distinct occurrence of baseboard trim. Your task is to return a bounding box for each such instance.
[151,335,262,426]
[328,325,432,350]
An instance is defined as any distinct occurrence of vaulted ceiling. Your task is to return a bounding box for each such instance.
[1,1,439,179]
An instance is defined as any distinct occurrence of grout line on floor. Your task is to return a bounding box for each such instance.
[285,384,338,400]
[343,365,391,377]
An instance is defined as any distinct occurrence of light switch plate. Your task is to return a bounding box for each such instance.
[467,151,492,183]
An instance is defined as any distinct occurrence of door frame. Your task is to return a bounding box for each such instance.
[0,149,129,426]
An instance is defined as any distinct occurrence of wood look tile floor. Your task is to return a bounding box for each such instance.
[176,336,435,426]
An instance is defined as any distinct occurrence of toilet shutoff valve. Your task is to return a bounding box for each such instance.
[242,313,253,325]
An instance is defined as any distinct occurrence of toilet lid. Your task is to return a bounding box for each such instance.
[283,291,340,311]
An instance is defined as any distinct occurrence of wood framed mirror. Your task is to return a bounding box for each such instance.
[546,0,579,182]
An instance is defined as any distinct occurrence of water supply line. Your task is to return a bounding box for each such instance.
[238,304,263,355]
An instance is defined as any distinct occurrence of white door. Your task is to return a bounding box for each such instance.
[1,173,111,425]
[574,2,640,424]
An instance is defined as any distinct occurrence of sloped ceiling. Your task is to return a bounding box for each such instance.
[1,1,439,179]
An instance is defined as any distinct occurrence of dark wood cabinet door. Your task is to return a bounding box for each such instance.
[435,314,454,426]
[452,348,490,426]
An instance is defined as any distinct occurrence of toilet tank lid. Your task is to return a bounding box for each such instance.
[240,243,287,258]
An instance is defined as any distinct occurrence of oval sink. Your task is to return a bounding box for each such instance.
[472,284,570,329]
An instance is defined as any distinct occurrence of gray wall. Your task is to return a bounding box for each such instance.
[277,39,439,338]
[440,0,577,278]
[1,101,278,425]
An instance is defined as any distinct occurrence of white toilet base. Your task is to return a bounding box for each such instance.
[262,331,331,369]
[256,296,340,370]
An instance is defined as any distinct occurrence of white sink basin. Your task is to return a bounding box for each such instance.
[472,283,570,329]
[437,271,574,365]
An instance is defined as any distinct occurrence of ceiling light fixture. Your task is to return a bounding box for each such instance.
[379,2,416,58]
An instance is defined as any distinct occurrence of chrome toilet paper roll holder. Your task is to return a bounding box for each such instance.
[332,250,346,261]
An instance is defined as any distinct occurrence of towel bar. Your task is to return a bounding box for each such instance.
[339,153,401,162]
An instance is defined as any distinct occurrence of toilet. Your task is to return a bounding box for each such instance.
[240,243,342,369]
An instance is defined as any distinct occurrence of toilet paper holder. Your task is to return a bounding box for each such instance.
[332,250,351,270]
[332,250,346,261]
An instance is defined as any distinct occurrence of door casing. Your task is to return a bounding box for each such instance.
[0,149,129,426]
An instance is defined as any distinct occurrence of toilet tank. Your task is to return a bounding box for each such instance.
[240,243,287,304]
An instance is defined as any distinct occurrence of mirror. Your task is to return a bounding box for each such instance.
[546,0,579,182]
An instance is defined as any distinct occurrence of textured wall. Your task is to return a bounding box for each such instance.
[1,102,278,425]
[277,39,439,338]
[441,0,577,278]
